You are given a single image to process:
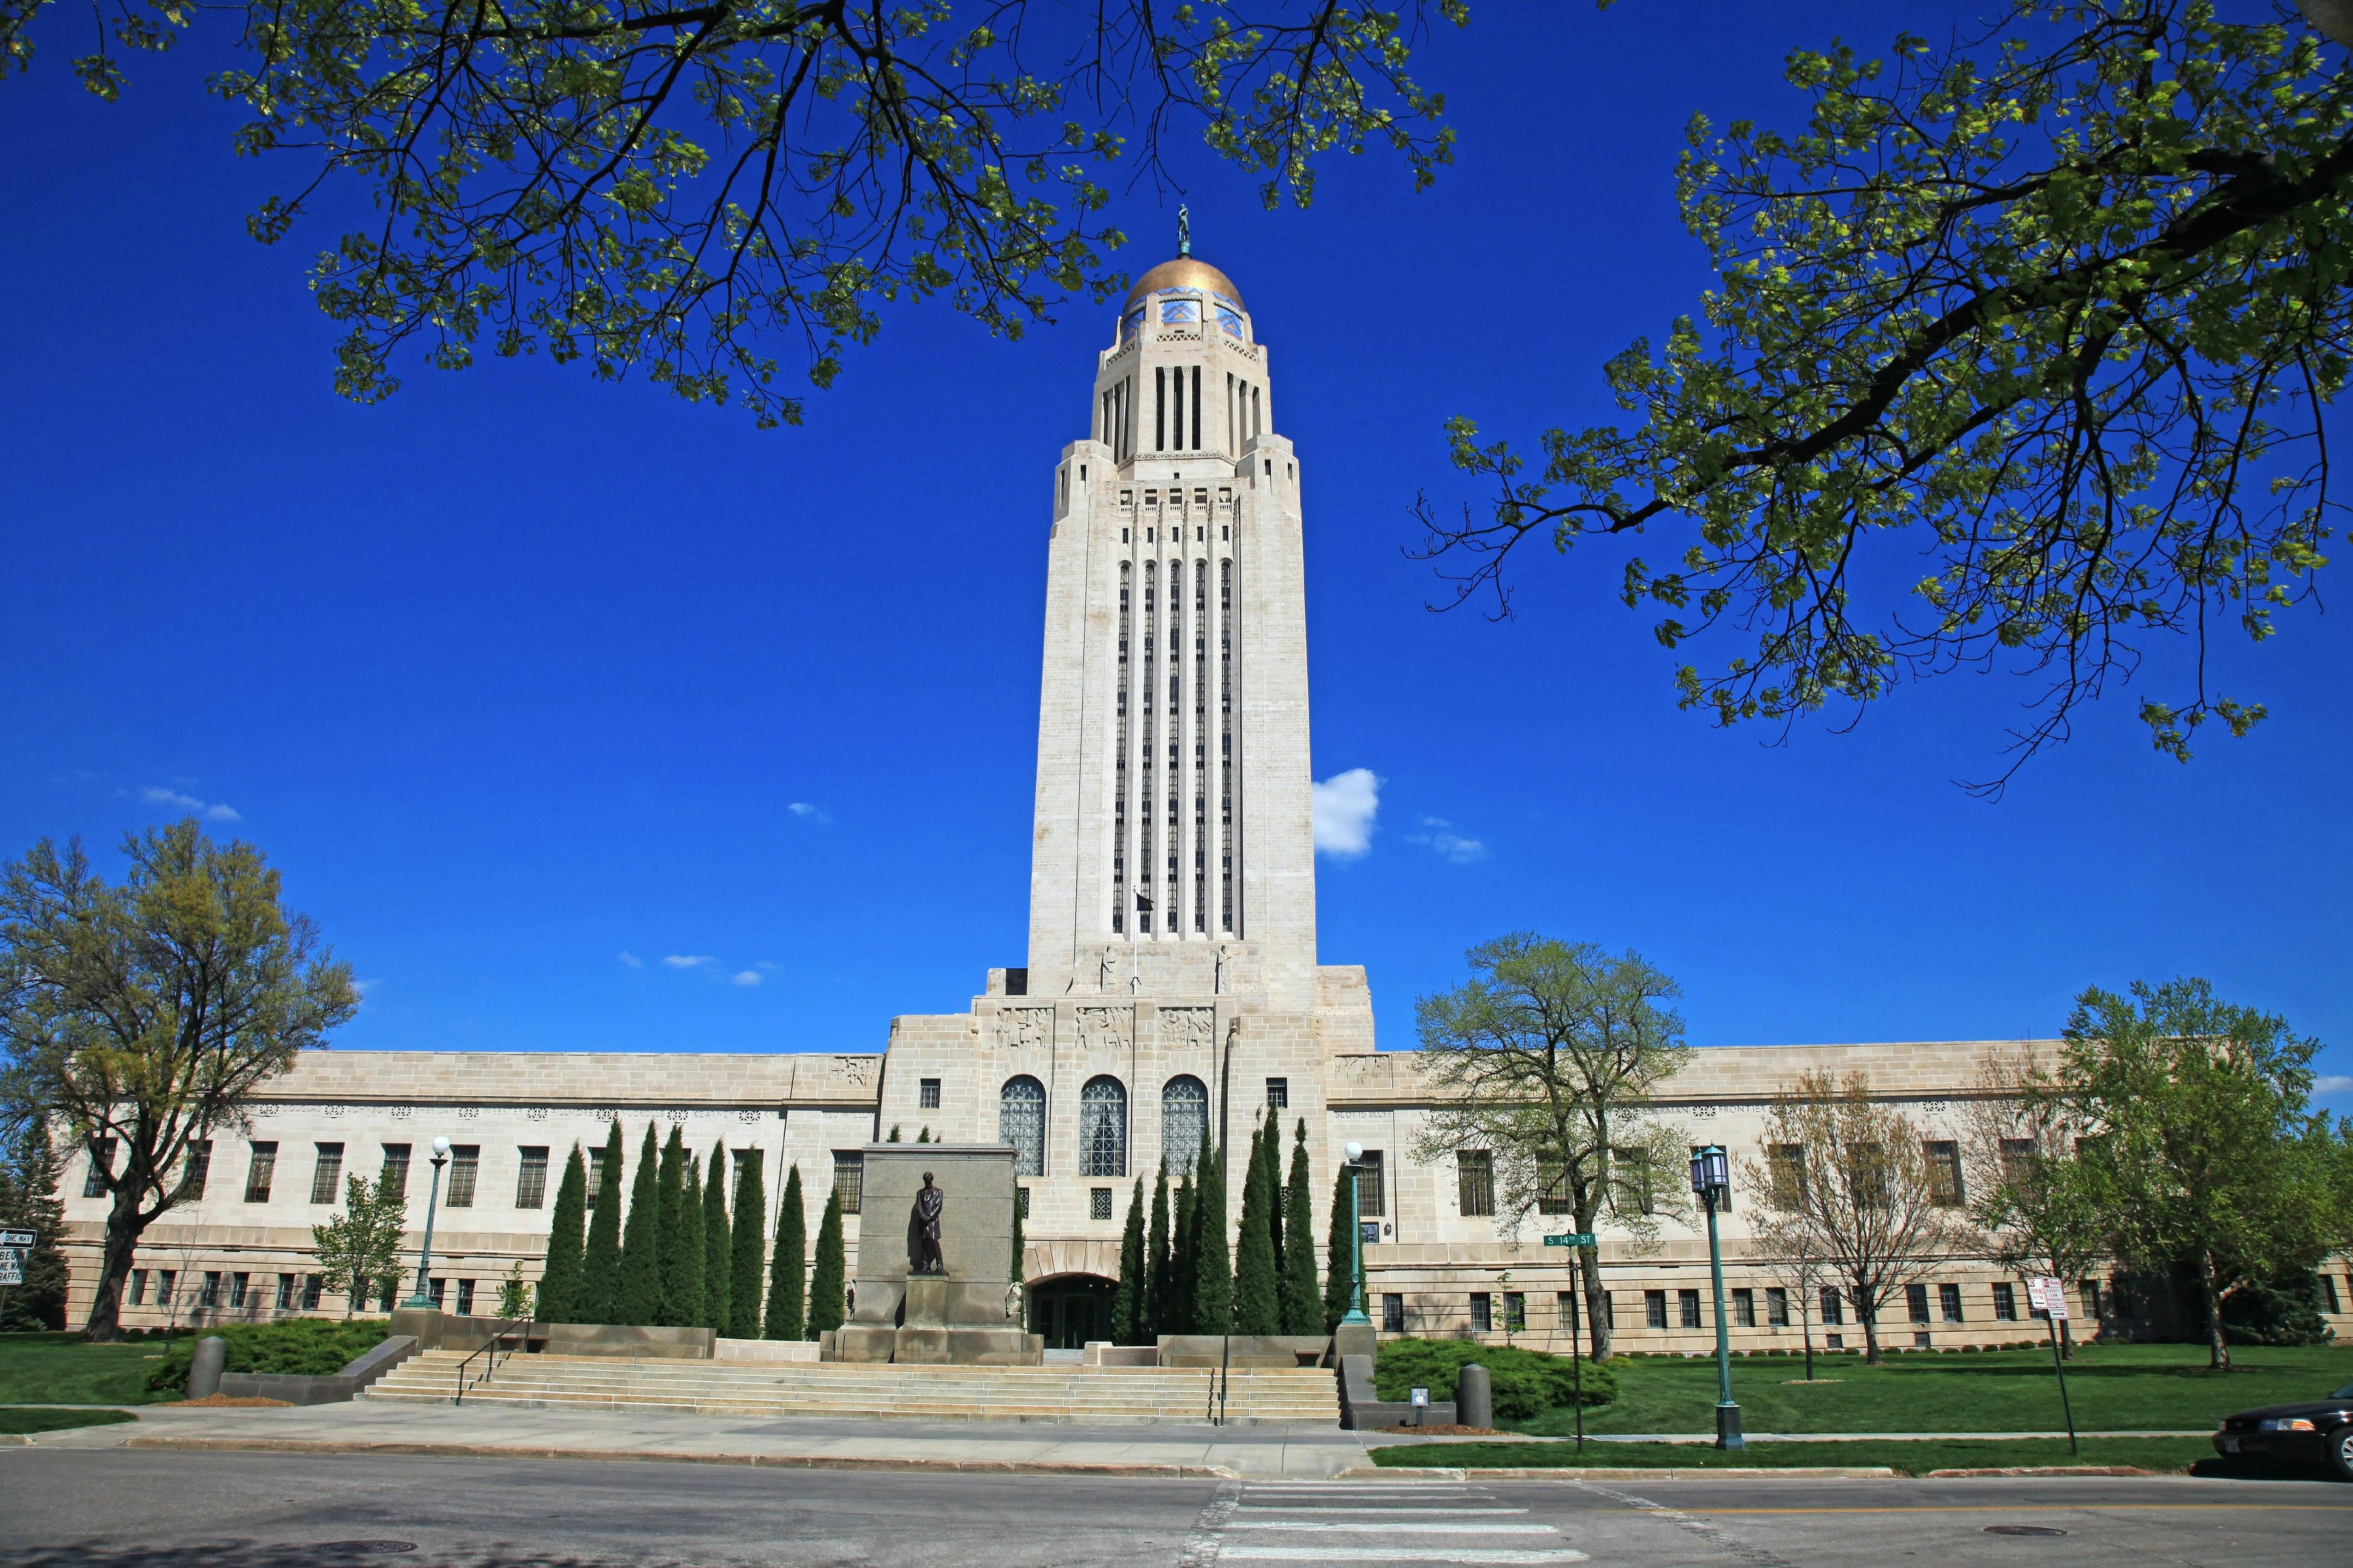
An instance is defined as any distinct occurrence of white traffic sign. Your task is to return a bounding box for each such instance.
[2026,1277,2070,1319]
[0,1250,23,1287]
[0,1229,34,1248]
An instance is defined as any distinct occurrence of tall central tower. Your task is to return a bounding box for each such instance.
[1024,250,1319,1013]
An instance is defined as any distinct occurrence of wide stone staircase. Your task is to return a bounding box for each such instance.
[363,1350,1341,1427]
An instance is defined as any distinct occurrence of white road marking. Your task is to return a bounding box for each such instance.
[1217,1550,1589,1564]
[1226,1521,1556,1534]
[1234,1507,1529,1515]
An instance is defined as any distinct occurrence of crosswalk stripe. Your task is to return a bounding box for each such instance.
[1217,1550,1589,1564]
[1227,1522,1556,1535]
[1236,1507,1529,1516]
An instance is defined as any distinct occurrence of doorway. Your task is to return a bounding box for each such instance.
[1028,1275,1117,1349]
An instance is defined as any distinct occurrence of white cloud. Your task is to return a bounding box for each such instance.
[662,954,713,969]
[618,951,643,969]
[2315,1074,2353,1096]
[140,786,240,822]
[1312,768,1380,859]
[788,802,832,824]
[731,970,763,987]
[1408,815,1489,864]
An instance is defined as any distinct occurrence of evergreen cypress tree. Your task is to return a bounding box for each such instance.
[1279,1119,1321,1334]
[579,1121,627,1323]
[702,1142,733,1334]
[1234,1115,1281,1335]
[1258,1112,1284,1277]
[1169,1170,1197,1335]
[0,1120,70,1331]
[1191,1123,1231,1334]
[615,1122,663,1325]
[1009,1185,1026,1330]
[729,1149,766,1339]
[1145,1167,1171,1337]
[1111,1178,1147,1344]
[651,1123,687,1324]
[806,1186,847,1337]
[537,1143,588,1324]
[764,1164,807,1340]
[673,1152,706,1335]
[1322,1163,1356,1331]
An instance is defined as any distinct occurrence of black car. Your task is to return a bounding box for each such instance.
[2213,1381,2353,1479]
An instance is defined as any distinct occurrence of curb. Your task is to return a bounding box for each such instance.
[1342,1466,1902,1481]
[113,1434,1241,1479]
[1926,1466,2161,1478]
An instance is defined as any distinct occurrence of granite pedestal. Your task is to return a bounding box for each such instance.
[830,1144,1044,1365]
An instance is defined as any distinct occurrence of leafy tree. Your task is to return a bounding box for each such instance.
[0,821,358,1338]
[536,1143,588,1324]
[806,1185,846,1337]
[1112,1177,1147,1344]
[1421,2,2353,787]
[0,1118,71,1330]
[615,1122,663,1325]
[1959,1048,2109,1355]
[1411,934,1691,1360]
[0,1,1467,426]
[764,1163,806,1341]
[2059,977,2338,1369]
[311,1174,408,1317]
[672,1149,706,1332]
[1322,1161,1356,1332]
[702,1142,733,1335]
[729,1148,767,1339]
[1233,1114,1281,1335]
[579,1120,627,1324]
[1145,1166,1171,1338]
[1745,1217,1833,1383]
[1744,1070,1975,1365]
[1190,1122,1231,1334]
[1279,1118,1320,1335]
[496,1259,533,1320]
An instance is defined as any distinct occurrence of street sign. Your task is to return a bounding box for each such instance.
[1410,1387,1429,1408]
[2027,1277,2070,1320]
[1360,1221,1381,1246]
[1543,1233,1596,1247]
[0,1229,34,1248]
[0,1251,22,1287]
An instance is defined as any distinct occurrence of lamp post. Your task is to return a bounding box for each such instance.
[403,1137,452,1309]
[1689,1143,1744,1450]
[1339,1141,1371,1326]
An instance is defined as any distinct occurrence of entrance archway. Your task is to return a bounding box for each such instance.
[1027,1274,1116,1349]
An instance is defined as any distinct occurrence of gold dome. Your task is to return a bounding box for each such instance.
[1123,256,1244,311]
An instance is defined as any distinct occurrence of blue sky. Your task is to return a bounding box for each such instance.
[4,4,2347,1107]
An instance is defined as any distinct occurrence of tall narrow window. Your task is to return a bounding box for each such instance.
[1194,558,1208,931]
[1000,1075,1046,1177]
[584,1145,605,1209]
[832,1151,865,1215]
[243,1142,277,1204]
[183,1139,211,1198]
[1161,1075,1207,1173]
[309,1143,345,1204]
[84,1138,116,1198]
[1219,557,1235,932]
[1141,560,1158,934]
[1114,561,1130,931]
[1457,1151,1496,1217]
[1190,365,1201,451]
[445,1145,480,1207]
[380,1144,412,1197]
[514,1146,549,1209]
[1080,1075,1128,1178]
[1923,1140,1965,1206]
[1154,366,1167,451]
[1354,1150,1386,1217]
[1226,371,1236,452]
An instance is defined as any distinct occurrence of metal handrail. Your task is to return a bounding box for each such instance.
[453,1317,533,1404]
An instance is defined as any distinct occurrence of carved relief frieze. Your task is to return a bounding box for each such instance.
[1159,1007,1214,1049]
[997,1007,1053,1051]
[1076,1006,1131,1052]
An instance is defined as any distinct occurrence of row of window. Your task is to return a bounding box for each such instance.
[1391,1277,2121,1338]
[86,1139,553,1210]
[125,1267,501,1316]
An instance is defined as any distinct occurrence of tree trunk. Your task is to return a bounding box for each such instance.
[1578,1239,1612,1361]
[81,1194,145,1342]
[2200,1250,2230,1371]
[1857,1289,1883,1365]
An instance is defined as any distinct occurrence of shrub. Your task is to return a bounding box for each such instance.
[148,1318,392,1394]
[1374,1338,1619,1422]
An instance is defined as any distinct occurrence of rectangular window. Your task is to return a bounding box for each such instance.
[1766,1286,1789,1327]
[1016,1186,1031,1219]
[2080,1277,2106,1318]
[1825,1332,1845,1351]
[1264,1077,1288,1109]
[514,1147,549,1209]
[1732,1288,1756,1328]
[1091,1186,1113,1220]
[182,1140,211,1198]
[1469,1292,1493,1333]
[1997,1137,2040,1186]
[1382,1294,1405,1334]
[1993,1282,2018,1321]
[381,1144,412,1198]
[243,1142,277,1203]
[129,1269,149,1306]
[2319,1274,2341,1314]
[832,1151,865,1215]
[1611,1149,1655,1216]
[229,1272,250,1309]
[303,1275,323,1311]
[585,1146,605,1209]
[1766,1143,1807,1208]
[84,1138,117,1198]
[444,1145,480,1207]
[201,1270,222,1307]
[309,1143,346,1204]
[1536,1157,1574,1215]
[1923,1140,1965,1207]
[1504,1292,1526,1333]
[1906,1283,1931,1324]
[1678,1288,1702,1329]
[427,1276,445,1310]
[1940,1283,1964,1323]
[1643,1289,1668,1329]
[156,1270,177,1306]
[1820,1287,1845,1326]
[1457,1151,1496,1218]
[377,1277,398,1312]
[275,1273,294,1310]
[1355,1151,1386,1217]
[1154,366,1167,450]
[919,1078,942,1110]
[456,1278,476,1316]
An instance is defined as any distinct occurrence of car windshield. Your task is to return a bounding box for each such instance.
[2337,1381,2353,1401]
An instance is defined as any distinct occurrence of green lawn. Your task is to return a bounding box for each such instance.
[1374,1436,2223,1475]
[1508,1342,2353,1438]
[0,1332,174,1407]
[0,1406,140,1435]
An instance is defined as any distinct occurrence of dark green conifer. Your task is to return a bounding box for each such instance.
[1009,1185,1027,1330]
[1279,1119,1321,1334]
[1323,1162,1356,1331]
[1112,1178,1147,1344]
[1191,1122,1231,1334]
[537,1143,588,1324]
[615,1122,663,1325]
[1145,1167,1171,1337]
[1234,1115,1281,1335]
[651,1124,687,1324]
[702,1142,733,1334]
[1169,1169,1197,1335]
[806,1186,847,1337]
[1258,1111,1284,1275]
[764,1164,807,1340]
[579,1121,627,1323]
[673,1152,706,1334]
[729,1149,767,1339]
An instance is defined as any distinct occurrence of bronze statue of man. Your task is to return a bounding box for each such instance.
[907,1171,946,1275]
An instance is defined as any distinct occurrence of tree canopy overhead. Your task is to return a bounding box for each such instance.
[0,0,1465,426]
[1420,2,2353,788]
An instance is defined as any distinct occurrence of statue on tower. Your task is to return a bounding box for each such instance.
[1177,204,1192,258]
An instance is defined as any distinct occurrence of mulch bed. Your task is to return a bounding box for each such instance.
[1372,1424,1503,1437]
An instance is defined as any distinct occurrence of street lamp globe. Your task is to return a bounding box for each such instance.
[432,1136,451,1157]
[1344,1141,1363,1163]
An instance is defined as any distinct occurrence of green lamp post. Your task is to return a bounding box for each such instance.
[1689,1143,1743,1449]
[402,1137,452,1309]
[1339,1141,1371,1326]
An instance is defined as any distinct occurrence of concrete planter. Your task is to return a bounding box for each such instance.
[216,1334,420,1406]
[1155,1334,1331,1368]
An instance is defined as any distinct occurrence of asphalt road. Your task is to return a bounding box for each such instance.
[0,1451,2346,1568]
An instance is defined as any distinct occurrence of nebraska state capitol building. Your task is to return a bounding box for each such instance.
[69,246,2341,1352]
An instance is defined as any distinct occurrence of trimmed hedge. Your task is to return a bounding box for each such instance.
[1373,1337,1618,1422]
[148,1318,392,1394]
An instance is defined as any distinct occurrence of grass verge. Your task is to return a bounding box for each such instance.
[1373,1436,2221,1475]
[0,1407,140,1436]
[0,1333,173,1406]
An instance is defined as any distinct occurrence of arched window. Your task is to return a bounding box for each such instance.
[1161,1075,1207,1175]
[1000,1075,1045,1177]
[1081,1075,1128,1178]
